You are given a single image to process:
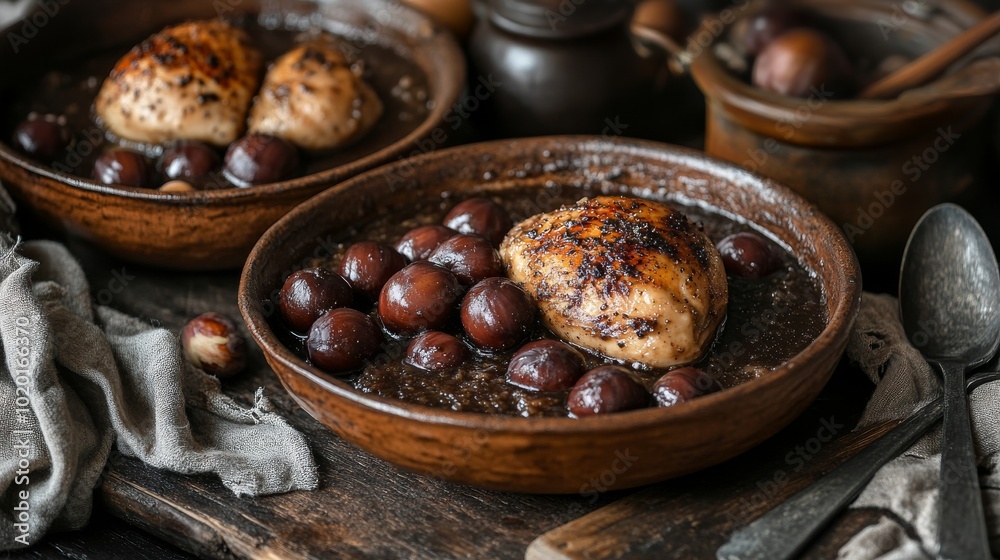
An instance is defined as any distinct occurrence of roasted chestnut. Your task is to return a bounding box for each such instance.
[443,197,513,246]
[567,366,648,416]
[378,261,464,336]
[395,225,457,261]
[223,133,299,186]
[12,114,69,161]
[652,367,721,408]
[161,141,221,185]
[307,308,384,373]
[279,267,354,333]
[428,234,504,287]
[751,28,853,98]
[506,339,587,391]
[338,241,408,302]
[732,7,806,56]
[460,278,534,352]
[159,180,195,193]
[180,312,247,378]
[716,232,780,279]
[405,331,468,371]
[92,148,154,187]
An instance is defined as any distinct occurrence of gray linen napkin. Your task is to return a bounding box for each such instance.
[0,234,318,550]
[838,293,1000,559]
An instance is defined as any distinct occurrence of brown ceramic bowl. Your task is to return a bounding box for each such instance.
[239,136,862,493]
[0,0,464,270]
[690,0,997,269]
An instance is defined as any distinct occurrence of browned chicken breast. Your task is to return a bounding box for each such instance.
[500,197,728,368]
[94,20,262,146]
[247,38,383,152]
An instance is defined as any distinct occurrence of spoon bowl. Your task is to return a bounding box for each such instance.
[899,202,1000,560]
[899,203,1000,366]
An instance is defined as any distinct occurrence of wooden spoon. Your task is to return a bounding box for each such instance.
[859,10,1000,100]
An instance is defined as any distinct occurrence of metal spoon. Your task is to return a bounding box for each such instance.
[899,203,1000,560]
[715,371,1000,560]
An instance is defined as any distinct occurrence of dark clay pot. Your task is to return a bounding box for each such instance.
[468,0,667,138]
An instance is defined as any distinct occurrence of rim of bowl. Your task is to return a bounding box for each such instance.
[239,136,863,435]
[0,3,466,205]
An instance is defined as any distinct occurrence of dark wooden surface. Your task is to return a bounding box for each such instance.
[5,123,1000,560]
[0,229,886,560]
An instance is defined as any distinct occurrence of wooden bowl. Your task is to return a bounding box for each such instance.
[238,137,862,493]
[690,0,995,271]
[0,0,464,270]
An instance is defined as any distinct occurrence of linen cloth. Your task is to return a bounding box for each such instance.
[838,293,1000,559]
[0,233,317,551]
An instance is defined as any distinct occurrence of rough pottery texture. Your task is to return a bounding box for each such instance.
[239,136,862,493]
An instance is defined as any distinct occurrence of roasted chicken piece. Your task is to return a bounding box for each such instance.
[95,20,262,147]
[500,197,728,368]
[247,38,383,151]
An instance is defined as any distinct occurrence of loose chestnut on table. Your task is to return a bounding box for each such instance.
[180,312,247,378]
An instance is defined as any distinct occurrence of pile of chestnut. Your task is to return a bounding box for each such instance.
[730,7,855,99]
[11,113,299,192]
[277,195,783,417]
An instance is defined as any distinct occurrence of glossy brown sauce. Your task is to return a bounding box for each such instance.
[2,15,429,185]
[275,186,828,417]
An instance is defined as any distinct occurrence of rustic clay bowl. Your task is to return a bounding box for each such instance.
[0,0,464,270]
[239,136,862,494]
[690,0,997,268]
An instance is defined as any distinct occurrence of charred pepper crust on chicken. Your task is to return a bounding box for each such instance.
[248,37,384,152]
[94,20,263,147]
[94,20,383,153]
[501,196,729,369]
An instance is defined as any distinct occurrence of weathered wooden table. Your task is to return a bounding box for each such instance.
[9,116,1000,560]
[0,229,908,560]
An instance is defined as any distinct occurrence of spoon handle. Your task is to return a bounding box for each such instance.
[936,361,991,560]
[716,398,943,560]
